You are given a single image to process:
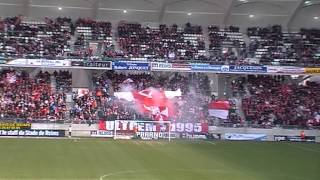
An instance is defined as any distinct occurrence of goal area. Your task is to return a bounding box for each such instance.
[113,120,172,141]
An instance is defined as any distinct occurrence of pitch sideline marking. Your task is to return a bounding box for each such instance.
[98,167,306,180]
[99,170,137,180]
[99,169,224,180]
[207,141,216,145]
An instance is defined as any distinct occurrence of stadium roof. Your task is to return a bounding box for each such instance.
[0,0,319,30]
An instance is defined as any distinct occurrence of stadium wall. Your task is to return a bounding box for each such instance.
[209,126,320,142]
[31,123,98,137]
[31,123,320,142]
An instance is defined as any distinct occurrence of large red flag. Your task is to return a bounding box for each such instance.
[132,88,175,121]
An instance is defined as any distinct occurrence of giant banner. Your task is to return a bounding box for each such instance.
[100,121,208,133]
[98,121,208,139]
[113,62,149,71]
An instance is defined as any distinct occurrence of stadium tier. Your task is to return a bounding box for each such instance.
[0,1,320,180]
[0,16,319,66]
[0,69,319,129]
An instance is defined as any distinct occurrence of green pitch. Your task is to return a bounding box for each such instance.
[0,138,319,180]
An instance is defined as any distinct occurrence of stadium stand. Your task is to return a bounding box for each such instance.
[237,75,320,127]
[0,16,319,66]
[248,26,320,66]
[208,25,246,64]
[0,16,319,128]
[0,70,67,121]
[117,22,206,61]
[68,71,212,123]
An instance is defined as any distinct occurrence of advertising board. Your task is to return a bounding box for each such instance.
[71,61,112,69]
[0,130,65,137]
[224,133,267,141]
[229,65,267,73]
[90,130,114,137]
[274,135,316,142]
[191,64,222,72]
[5,59,71,67]
[113,62,149,71]
[267,66,305,74]
[304,68,320,74]
[27,59,70,67]
[151,62,191,71]
[0,123,31,130]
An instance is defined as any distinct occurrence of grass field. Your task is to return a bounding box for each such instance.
[0,138,319,180]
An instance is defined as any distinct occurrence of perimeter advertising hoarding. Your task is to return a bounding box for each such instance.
[274,135,316,142]
[113,62,150,71]
[0,123,31,130]
[267,66,305,74]
[0,130,65,137]
[228,65,267,73]
[90,130,114,137]
[71,61,112,69]
[151,62,191,71]
[225,133,267,141]
[304,68,320,74]
[191,64,222,72]
[6,59,70,67]
[27,59,70,67]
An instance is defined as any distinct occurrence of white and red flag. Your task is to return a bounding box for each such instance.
[208,100,230,119]
[114,88,181,120]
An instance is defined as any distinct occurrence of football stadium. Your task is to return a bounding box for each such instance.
[0,0,319,179]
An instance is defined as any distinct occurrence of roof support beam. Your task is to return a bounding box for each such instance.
[158,0,169,23]
[22,0,31,17]
[286,0,304,32]
[91,0,100,20]
[222,0,236,25]
[159,0,189,23]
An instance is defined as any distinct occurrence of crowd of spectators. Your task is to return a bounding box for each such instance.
[248,25,320,66]
[54,70,72,92]
[208,25,246,64]
[0,70,67,121]
[74,18,112,51]
[1,16,320,66]
[117,22,206,61]
[1,68,319,128]
[0,16,72,59]
[69,71,212,123]
[238,75,320,127]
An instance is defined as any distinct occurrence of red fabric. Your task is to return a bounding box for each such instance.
[208,100,230,110]
[99,120,106,130]
[132,88,175,121]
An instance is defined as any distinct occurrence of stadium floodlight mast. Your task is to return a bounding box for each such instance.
[113,120,172,142]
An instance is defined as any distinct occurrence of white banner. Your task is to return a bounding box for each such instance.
[27,59,70,67]
[225,133,267,141]
[266,66,304,74]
